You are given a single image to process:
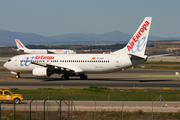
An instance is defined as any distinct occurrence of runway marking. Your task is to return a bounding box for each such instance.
[139,75,180,77]
[0,87,10,89]
[163,87,169,90]
[133,87,144,90]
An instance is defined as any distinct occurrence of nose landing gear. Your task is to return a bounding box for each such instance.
[15,73,20,78]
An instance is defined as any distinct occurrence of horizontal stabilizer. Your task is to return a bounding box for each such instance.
[129,53,147,59]
[148,53,174,59]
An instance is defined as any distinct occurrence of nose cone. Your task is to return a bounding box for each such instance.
[3,62,7,69]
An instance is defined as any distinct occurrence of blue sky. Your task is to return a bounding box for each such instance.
[0,0,180,38]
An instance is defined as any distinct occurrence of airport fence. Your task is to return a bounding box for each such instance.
[0,93,172,120]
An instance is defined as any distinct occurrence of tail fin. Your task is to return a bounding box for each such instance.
[112,17,152,55]
[15,39,27,50]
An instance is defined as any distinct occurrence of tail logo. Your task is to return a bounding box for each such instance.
[127,21,150,52]
[16,40,24,48]
[131,36,146,53]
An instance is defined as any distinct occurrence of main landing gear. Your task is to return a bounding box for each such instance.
[61,75,69,80]
[61,74,88,80]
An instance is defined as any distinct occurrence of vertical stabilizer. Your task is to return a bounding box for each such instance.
[15,39,27,50]
[112,17,152,55]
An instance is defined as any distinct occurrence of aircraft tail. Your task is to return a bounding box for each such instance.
[15,39,27,50]
[112,17,152,56]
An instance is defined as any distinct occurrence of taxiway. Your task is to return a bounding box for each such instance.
[0,69,180,89]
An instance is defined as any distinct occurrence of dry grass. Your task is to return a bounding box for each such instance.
[1,111,180,120]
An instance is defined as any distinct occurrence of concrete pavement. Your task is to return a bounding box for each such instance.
[1,101,180,112]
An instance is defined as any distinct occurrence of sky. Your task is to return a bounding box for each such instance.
[0,0,180,38]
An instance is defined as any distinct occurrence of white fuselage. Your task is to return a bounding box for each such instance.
[19,49,76,54]
[3,53,145,74]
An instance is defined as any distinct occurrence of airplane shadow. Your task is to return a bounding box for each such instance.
[22,77,173,82]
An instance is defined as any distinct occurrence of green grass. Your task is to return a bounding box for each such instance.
[139,75,180,77]
[8,87,180,101]
[145,61,180,64]
[0,58,9,60]
[136,65,180,70]
[1,111,180,120]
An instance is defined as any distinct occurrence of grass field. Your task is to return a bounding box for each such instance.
[7,87,180,101]
[1,111,180,120]
[139,75,180,77]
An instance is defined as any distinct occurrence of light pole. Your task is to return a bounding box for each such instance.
[152,93,154,120]
[122,93,126,120]
[94,93,100,120]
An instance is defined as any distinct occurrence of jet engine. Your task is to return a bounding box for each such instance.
[32,68,52,77]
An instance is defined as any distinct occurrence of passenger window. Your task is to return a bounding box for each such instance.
[5,91,11,95]
[0,91,2,95]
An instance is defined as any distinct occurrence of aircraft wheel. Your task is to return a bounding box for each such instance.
[80,75,88,80]
[61,75,69,80]
[15,75,20,78]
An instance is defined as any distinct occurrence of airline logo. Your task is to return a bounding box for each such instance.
[131,36,146,53]
[34,55,54,60]
[16,40,24,48]
[20,55,55,66]
[127,21,150,52]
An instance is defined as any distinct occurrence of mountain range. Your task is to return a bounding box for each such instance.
[0,30,180,46]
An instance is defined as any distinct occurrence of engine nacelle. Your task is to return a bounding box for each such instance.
[32,68,48,77]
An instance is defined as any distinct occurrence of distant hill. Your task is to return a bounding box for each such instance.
[0,30,55,45]
[0,30,180,46]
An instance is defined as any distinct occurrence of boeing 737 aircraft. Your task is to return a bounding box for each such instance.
[15,39,76,54]
[4,17,153,79]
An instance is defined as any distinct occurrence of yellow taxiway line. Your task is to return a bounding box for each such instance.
[133,87,144,90]
[163,87,170,90]
[5,78,24,79]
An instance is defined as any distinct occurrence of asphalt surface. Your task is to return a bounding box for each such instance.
[0,69,180,89]
[1,101,180,112]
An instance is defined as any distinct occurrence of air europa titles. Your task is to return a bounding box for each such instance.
[34,55,54,60]
[127,21,150,52]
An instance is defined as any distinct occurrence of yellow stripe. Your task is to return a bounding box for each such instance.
[0,79,3,81]
[163,87,169,90]
[133,87,144,90]
[5,78,24,79]
[0,87,10,89]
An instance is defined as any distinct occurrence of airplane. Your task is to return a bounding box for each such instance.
[4,17,160,79]
[15,39,76,54]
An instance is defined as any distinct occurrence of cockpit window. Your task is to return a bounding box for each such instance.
[8,59,11,62]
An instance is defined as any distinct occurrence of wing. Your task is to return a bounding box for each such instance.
[31,62,83,74]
